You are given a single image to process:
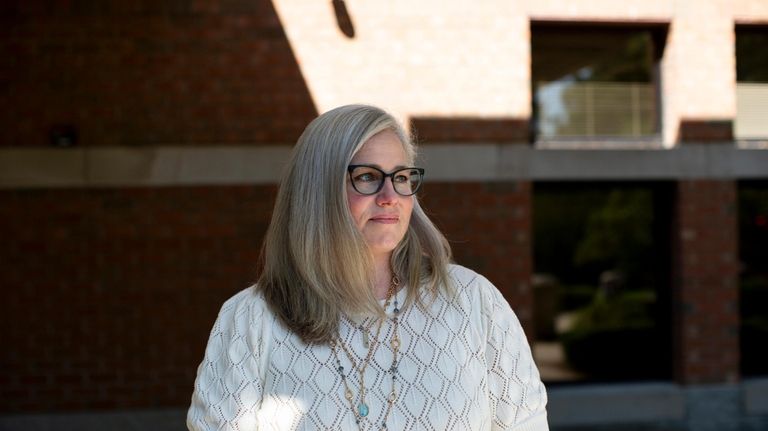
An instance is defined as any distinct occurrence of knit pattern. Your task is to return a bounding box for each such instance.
[187,265,548,430]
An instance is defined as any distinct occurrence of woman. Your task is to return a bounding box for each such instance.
[187,104,549,430]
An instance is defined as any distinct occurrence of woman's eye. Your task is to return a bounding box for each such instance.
[355,173,377,182]
[394,174,409,183]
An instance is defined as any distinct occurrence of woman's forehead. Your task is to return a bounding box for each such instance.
[352,130,410,165]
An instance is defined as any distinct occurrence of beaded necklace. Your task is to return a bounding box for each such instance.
[331,276,402,431]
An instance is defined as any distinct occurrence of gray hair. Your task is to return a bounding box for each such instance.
[257,104,452,343]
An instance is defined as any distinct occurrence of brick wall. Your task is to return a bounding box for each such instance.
[421,181,534,331]
[0,181,533,412]
[672,180,740,384]
[411,118,530,143]
[0,186,275,411]
[271,0,531,120]
[0,1,316,148]
[678,120,734,143]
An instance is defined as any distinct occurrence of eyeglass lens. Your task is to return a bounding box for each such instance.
[349,166,423,196]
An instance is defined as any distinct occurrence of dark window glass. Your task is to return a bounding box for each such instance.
[736,27,768,82]
[532,182,672,383]
[735,26,768,140]
[739,181,768,376]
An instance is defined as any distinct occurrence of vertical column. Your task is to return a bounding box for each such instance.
[663,0,736,145]
[672,180,739,384]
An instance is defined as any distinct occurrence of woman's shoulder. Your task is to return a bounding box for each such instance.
[446,263,478,283]
[220,284,266,309]
[446,264,493,294]
[212,285,272,331]
[444,264,511,311]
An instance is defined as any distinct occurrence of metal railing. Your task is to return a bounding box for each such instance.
[736,82,768,140]
[535,81,658,140]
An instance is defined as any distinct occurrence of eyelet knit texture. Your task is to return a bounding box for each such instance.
[187,264,549,431]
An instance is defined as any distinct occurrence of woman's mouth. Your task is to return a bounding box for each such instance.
[370,215,399,224]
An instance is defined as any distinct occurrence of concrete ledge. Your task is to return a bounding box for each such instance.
[685,384,741,431]
[0,408,186,431]
[1,381,767,431]
[744,378,768,415]
[0,146,293,188]
[547,382,685,426]
[2,143,768,189]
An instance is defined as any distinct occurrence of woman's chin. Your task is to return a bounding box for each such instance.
[366,241,400,258]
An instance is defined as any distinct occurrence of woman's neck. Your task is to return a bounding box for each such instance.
[372,255,393,300]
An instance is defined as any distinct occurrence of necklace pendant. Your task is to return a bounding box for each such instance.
[391,337,400,350]
[358,402,369,417]
[362,330,370,348]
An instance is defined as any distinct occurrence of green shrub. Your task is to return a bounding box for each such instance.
[560,290,669,380]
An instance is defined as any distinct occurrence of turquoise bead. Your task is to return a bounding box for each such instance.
[358,403,369,417]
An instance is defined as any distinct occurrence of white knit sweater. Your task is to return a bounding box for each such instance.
[187,264,548,430]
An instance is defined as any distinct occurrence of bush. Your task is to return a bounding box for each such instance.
[560,290,670,380]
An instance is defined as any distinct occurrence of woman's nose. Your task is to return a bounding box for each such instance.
[376,177,398,205]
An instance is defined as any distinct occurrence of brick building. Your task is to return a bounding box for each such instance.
[1,0,767,430]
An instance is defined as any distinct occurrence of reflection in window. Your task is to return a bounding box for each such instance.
[735,27,768,141]
[739,181,768,376]
[532,183,672,383]
[531,24,666,142]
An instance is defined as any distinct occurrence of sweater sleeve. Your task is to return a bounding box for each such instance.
[187,288,266,431]
[480,276,549,431]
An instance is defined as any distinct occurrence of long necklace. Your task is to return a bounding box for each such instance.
[343,311,377,349]
[331,276,402,430]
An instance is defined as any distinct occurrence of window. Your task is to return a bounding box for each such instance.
[739,181,768,376]
[532,182,672,383]
[531,23,666,144]
[735,26,768,142]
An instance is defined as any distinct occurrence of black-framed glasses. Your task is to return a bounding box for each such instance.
[347,165,425,196]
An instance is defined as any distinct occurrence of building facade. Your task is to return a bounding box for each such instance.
[1,0,767,429]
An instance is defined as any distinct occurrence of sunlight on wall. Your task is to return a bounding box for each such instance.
[272,0,761,146]
[271,0,530,122]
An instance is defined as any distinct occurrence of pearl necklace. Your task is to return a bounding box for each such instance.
[331,277,402,430]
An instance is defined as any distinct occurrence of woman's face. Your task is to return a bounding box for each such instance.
[347,129,414,260]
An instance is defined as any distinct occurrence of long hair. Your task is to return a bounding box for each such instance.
[257,104,452,344]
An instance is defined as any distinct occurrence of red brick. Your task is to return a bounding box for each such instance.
[0,185,276,412]
[0,6,316,148]
[672,180,739,384]
[421,181,534,334]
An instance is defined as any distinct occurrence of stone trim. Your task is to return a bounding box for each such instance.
[1,144,768,189]
[2,380,767,430]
